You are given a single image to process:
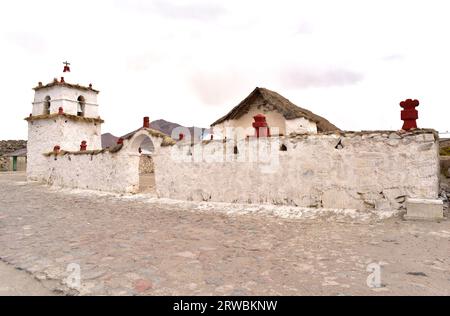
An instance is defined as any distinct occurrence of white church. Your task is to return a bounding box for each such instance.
[24,65,443,220]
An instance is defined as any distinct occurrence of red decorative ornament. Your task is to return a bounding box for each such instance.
[400,99,419,131]
[143,117,150,128]
[179,133,184,141]
[58,107,64,115]
[117,138,124,145]
[80,141,87,151]
[252,114,271,138]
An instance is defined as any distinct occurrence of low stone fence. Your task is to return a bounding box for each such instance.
[154,129,440,213]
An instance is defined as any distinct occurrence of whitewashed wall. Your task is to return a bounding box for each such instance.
[43,150,140,193]
[33,86,99,117]
[27,117,102,181]
[212,106,318,139]
[154,130,440,213]
[285,117,318,134]
[34,130,166,193]
[31,127,440,214]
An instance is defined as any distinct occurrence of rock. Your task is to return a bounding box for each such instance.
[176,251,196,259]
[406,272,427,277]
[134,279,152,293]
[205,277,223,286]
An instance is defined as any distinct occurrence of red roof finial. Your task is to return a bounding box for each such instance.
[400,99,419,131]
[63,61,71,73]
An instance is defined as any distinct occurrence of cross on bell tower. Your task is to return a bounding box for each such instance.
[63,61,71,73]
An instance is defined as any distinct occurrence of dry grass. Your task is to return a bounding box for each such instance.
[43,144,123,157]
[25,113,104,124]
[146,129,176,147]
[440,146,450,156]
[33,81,99,93]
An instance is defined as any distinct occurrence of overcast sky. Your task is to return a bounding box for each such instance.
[1,0,449,139]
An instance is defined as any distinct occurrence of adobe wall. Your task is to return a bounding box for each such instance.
[41,150,141,193]
[34,129,169,193]
[153,129,440,213]
[212,104,317,139]
[33,86,99,117]
[27,117,102,181]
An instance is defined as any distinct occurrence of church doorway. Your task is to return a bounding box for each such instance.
[138,136,156,194]
[128,133,157,194]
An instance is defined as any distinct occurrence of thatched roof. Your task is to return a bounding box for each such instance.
[211,87,340,132]
[43,144,124,157]
[33,80,99,93]
[25,113,104,124]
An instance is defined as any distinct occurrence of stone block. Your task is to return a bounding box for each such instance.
[423,133,436,142]
[404,198,444,221]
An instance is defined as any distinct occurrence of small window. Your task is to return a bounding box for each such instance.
[280,144,287,151]
[43,96,51,115]
[77,96,86,117]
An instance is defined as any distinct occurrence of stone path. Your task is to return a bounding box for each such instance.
[0,172,449,295]
[0,261,54,296]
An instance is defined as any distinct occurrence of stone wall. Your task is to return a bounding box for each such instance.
[29,128,441,214]
[41,150,140,193]
[27,117,101,181]
[153,129,440,213]
[34,129,167,193]
[139,155,154,175]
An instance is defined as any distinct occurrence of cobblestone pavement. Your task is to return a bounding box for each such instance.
[0,172,449,296]
[0,260,54,296]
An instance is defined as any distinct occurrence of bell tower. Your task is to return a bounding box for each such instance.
[26,63,103,181]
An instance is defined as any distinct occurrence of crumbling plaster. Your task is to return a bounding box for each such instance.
[154,130,440,213]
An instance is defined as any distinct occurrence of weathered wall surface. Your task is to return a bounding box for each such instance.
[285,117,317,134]
[153,130,440,213]
[2,157,27,171]
[33,86,99,117]
[212,103,318,139]
[27,117,101,181]
[34,129,168,193]
[139,155,154,174]
[41,150,140,193]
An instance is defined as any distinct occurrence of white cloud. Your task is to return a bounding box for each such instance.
[281,67,363,89]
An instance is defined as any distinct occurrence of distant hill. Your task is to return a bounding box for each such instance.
[102,119,210,148]
[150,119,209,140]
[101,133,119,148]
[0,140,27,156]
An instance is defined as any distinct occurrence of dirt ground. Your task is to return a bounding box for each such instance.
[139,173,156,194]
[0,172,449,296]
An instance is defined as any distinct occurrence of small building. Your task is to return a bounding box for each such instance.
[4,148,27,172]
[211,87,340,139]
